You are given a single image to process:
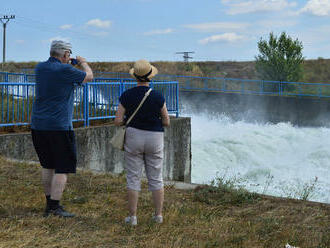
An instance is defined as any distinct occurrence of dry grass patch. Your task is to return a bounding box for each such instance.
[0,157,329,248]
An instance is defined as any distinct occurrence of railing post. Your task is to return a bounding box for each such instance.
[176,81,179,117]
[1,85,3,122]
[26,85,29,121]
[185,79,189,89]
[84,84,89,127]
[6,85,9,121]
[120,79,124,95]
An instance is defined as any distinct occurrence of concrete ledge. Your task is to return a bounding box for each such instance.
[164,180,199,190]
[0,117,191,182]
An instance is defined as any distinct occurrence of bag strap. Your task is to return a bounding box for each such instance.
[125,88,152,126]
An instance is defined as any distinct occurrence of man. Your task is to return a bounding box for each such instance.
[31,40,93,217]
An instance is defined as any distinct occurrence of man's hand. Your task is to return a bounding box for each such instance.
[76,56,87,65]
[75,56,93,82]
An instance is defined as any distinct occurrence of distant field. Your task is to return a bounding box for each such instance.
[2,58,330,84]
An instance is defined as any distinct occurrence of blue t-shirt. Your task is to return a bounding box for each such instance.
[119,86,165,132]
[31,57,86,130]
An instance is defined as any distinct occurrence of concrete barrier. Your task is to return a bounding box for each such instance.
[0,117,191,182]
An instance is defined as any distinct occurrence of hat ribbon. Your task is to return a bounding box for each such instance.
[134,68,152,82]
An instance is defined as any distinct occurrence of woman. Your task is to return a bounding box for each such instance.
[114,59,170,226]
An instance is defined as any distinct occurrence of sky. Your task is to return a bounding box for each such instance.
[1,0,330,62]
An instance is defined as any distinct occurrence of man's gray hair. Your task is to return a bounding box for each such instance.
[50,40,72,57]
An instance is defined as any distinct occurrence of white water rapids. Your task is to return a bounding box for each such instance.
[186,113,330,204]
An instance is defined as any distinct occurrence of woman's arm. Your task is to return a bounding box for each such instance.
[114,104,126,126]
[161,103,170,127]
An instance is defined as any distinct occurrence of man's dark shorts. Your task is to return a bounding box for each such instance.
[31,129,77,174]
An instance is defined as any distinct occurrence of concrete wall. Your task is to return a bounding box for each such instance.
[0,117,191,182]
[181,91,330,127]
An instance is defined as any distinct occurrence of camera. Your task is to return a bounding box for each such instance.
[70,58,78,65]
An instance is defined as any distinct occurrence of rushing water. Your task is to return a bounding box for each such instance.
[185,112,330,204]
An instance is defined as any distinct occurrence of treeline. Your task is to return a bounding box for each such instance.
[2,58,330,83]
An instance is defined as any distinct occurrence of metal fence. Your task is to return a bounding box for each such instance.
[153,74,330,98]
[0,72,179,127]
[93,72,330,97]
[83,71,330,98]
[0,82,35,127]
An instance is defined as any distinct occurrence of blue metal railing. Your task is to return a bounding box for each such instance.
[0,74,179,127]
[7,70,330,98]
[153,74,330,98]
[80,71,330,98]
[16,70,330,97]
[0,82,35,127]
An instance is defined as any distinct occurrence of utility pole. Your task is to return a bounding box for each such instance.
[176,51,194,62]
[0,15,15,70]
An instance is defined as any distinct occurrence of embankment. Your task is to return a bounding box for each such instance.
[0,117,191,182]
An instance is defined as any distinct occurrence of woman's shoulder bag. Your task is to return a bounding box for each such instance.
[110,88,152,150]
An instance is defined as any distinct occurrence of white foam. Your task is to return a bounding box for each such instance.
[186,112,330,203]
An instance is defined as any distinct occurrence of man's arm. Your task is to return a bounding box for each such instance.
[76,56,93,82]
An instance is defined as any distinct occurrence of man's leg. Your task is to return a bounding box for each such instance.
[42,168,54,215]
[46,173,74,217]
[42,168,54,196]
[47,130,76,217]
[32,130,54,214]
[50,173,67,201]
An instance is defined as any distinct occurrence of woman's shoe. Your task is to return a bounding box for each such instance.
[124,216,137,226]
[152,215,163,223]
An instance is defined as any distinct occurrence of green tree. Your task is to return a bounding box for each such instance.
[255,32,304,87]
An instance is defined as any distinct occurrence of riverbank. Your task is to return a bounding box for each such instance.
[0,157,328,248]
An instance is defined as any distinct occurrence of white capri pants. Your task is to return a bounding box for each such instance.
[124,127,164,191]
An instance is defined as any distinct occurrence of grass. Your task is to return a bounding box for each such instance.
[279,176,320,202]
[0,157,329,248]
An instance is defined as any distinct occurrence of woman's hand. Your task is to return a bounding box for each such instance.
[114,104,126,126]
[161,103,170,127]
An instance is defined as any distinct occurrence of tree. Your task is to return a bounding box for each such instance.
[255,32,304,85]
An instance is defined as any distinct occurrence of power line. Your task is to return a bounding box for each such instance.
[0,14,15,69]
[2,14,190,62]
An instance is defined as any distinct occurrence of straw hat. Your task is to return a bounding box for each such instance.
[129,59,158,82]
